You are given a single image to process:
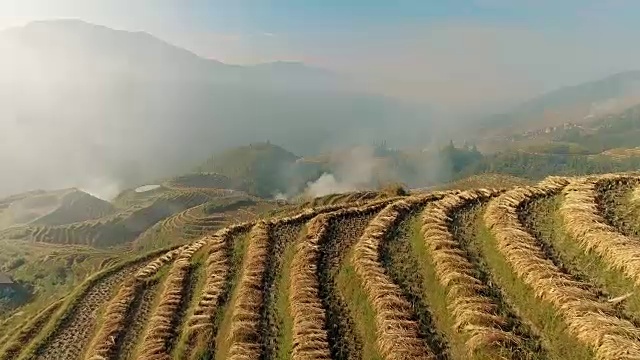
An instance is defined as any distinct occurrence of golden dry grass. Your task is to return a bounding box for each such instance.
[135,247,185,280]
[227,221,271,359]
[181,222,254,355]
[4,194,408,360]
[20,178,640,360]
[485,177,640,360]
[352,194,449,360]
[84,279,140,360]
[435,174,532,191]
[289,214,333,360]
[289,200,393,360]
[84,243,199,360]
[225,198,402,360]
[421,189,525,355]
[561,174,640,286]
[136,237,210,360]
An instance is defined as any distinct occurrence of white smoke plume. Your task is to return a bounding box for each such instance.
[304,146,378,198]
[305,173,357,197]
[273,192,288,201]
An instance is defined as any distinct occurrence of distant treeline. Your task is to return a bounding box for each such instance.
[444,144,640,181]
[193,139,640,199]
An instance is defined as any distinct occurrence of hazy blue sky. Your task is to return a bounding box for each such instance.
[2,0,640,111]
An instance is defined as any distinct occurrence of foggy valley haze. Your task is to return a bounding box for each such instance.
[0,19,435,198]
[3,1,640,199]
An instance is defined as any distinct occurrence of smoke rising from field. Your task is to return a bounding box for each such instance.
[273,192,288,201]
[304,146,378,197]
[305,174,356,197]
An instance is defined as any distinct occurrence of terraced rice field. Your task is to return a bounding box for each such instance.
[134,197,266,250]
[7,173,640,359]
[0,189,227,247]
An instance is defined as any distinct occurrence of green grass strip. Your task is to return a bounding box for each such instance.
[474,216,593,360]
[275,232,299,360]
[214,233,249,360]
[172,246,210,358]
[336,247,382,360]
[407,218,484,360]
[533,196,640,318]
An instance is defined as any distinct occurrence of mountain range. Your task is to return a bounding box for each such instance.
[477,70,640,138]
[0,20,431,198]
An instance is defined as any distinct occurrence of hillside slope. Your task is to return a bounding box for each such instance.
[479,70,640,137]
[30,190,115,226]
[5,174,640,360]
[0,189,113,229]
[0,188,236,247]
[196,142,309,198]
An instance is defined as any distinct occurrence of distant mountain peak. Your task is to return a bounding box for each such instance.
[2,19,334,73]
[1,18,227,72]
